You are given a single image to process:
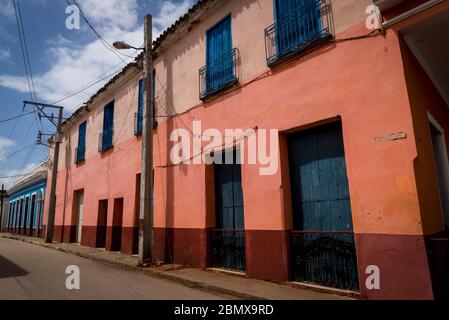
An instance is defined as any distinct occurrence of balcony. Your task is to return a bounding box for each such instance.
[199,48,239,100]
[265,0,331,67]
[98,127,114,152]
[75,145,85,164]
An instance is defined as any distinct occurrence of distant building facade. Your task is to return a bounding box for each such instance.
[6,162,47,238]
[0,188,8,231]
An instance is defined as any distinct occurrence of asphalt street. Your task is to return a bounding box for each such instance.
[0,237,227,300]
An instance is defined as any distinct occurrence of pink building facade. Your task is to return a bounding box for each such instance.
[43,0,449,299]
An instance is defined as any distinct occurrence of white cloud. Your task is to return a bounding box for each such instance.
[0,0,194,111]
[154,0,194,33]
[0,0,14,19]
[77,0,139,31]
[0,136,15,162]
[0,162,39,189]
[0,48,11,62]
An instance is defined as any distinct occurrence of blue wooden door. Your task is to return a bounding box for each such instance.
[275,0,322,57]
[212,150,246,271]
[288,122,359,290]
[206,15,232,93]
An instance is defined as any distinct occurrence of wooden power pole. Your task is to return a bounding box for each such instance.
[23,101,64,243]
[138,14,154,265]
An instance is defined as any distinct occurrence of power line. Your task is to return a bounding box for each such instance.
[13,0,34,102]
[0,145,35,161]
[64,0,138,64]
[13,0,47,136]
[0,111,34,123]
[50,63,132,106]
[12,144,37,185]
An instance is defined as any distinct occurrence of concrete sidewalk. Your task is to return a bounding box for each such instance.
[0,232,353,300]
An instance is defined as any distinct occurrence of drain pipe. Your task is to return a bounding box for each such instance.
[382,0,444,28]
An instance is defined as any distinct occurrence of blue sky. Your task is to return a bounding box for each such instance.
[0,0,194,188]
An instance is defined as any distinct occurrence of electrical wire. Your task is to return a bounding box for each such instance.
[0,111,34,123]
[0,145,35,161]
[64,0,139,64]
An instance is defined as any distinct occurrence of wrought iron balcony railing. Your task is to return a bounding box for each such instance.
[199,48,239,100]
[290,231,359,291]
[265,0,331,66]
[134,100,158,136]
[75,145,85,164]
[98,127,114,152]
[211,229,246,272]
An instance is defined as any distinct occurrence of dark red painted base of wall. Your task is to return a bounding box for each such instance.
[106,226,122,252]
[80,226,97,247]
[245,230,290,282]
[50,225,139,255]
[40,224,439,299]
[153,228,289,281]
[121,227,139,255]
[5,227,44,239]
[355,233,434,300]
[154,227,209,268]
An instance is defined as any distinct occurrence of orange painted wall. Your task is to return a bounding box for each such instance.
[152,23,424,236]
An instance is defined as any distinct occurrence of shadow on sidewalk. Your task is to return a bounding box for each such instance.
[0,255,28,279]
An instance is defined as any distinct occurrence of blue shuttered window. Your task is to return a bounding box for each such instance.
[100,102,114,151]
[275,0,322,57]
[135,71,157,135]
[265,0,329,65]
[76,121,87,163]
[135,79,143,135]
[153,70,157,128]
[205,15,235,95]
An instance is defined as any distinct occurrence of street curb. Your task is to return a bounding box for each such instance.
[0,233,264,300]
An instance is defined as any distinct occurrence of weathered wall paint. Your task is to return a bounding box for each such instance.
[41,0,449,299]
[152,0,373,117]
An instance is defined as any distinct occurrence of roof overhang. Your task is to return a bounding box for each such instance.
[8,171,47,196]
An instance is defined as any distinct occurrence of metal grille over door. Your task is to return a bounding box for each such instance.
[288,122,359,290]
[212,150,246,272]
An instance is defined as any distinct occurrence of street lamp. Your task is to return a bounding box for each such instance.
[114,15,154,266]
[113,41,143,51]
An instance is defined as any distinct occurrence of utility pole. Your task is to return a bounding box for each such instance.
[23,101,64,243]
[138,14,154,265]
[0,184,5,231]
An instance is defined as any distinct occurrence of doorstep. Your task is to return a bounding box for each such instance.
[206,267,247,278]
[288,281,360,299]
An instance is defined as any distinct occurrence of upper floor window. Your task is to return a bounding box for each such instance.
[200,15,239,100]
[135,71,157,136]
[99,101,114,152]
[75,121,87,164]
[135,79,144,135]
[265,0,331,66]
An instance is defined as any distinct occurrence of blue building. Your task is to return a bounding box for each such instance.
[6,161,47,238]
